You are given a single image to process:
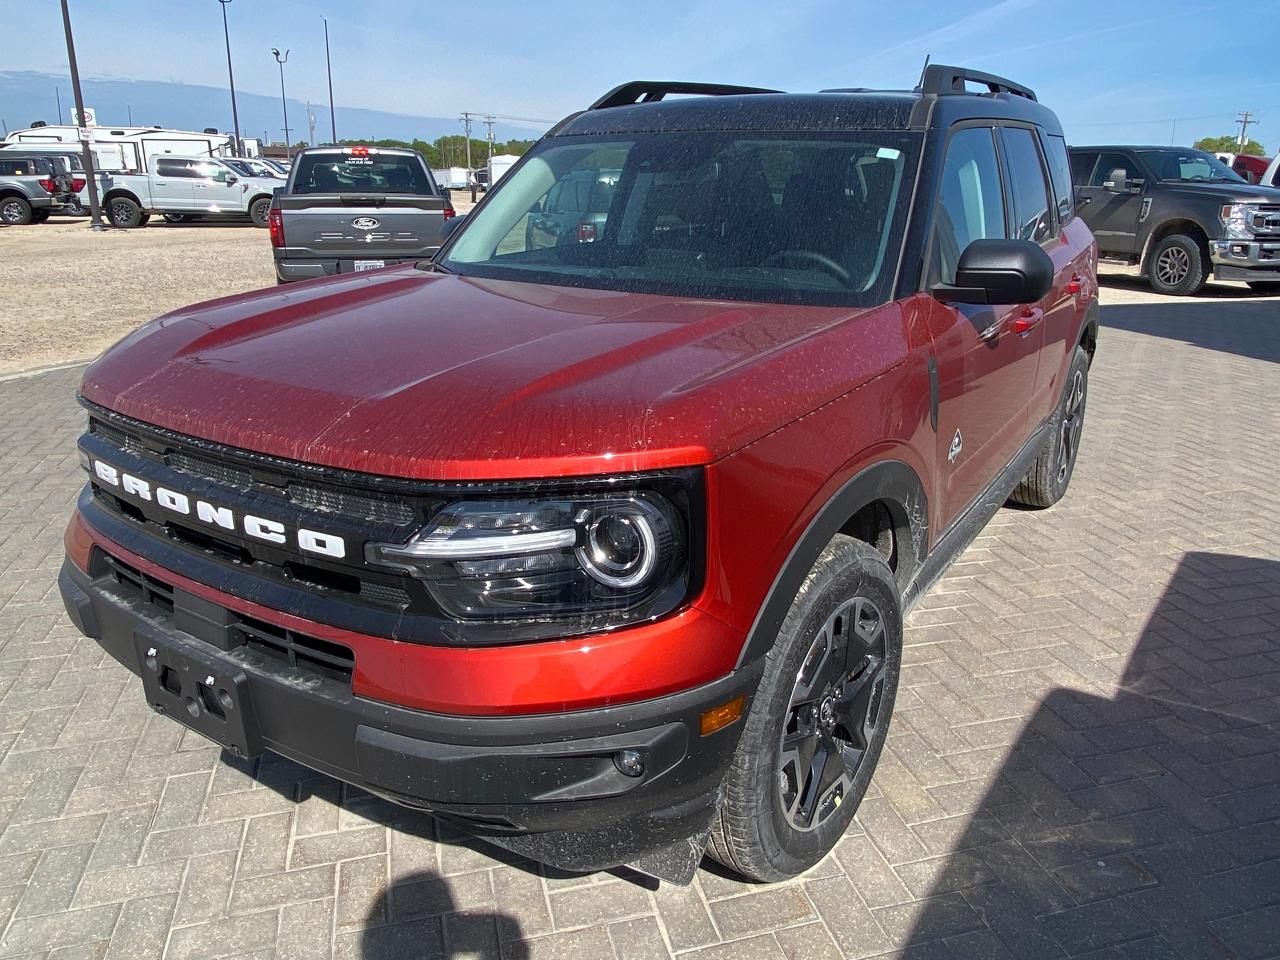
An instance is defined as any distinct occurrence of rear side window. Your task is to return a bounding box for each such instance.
[1069,151,1096,185]
[292,153,434,195]
[932,126,1006,285]
[1001,127,1053,244]
[155,158,196,178]
[1040,133,1074,225]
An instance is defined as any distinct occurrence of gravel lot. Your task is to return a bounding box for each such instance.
[0,200,1272,377]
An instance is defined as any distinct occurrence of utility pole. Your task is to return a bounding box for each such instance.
[306,101,316,147]
[127,104,132,126]
[59,0,104,230]
[1169,118,1176,146]
[461,111,476,201]
[218,0,243,157]
[1236,111,1256,148]
[323,16,336,143]
[484,113,495,164]
[271,48,290,150]
[56,87,64,124]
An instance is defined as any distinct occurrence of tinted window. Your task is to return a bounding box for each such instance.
[443,133,916,307]
[1001,127,1053,244]
[1041,133,1074,224]
[1089,152,1134,187]
[932,126,1006,285]
[1069,151,1096,185]
[1137,148,1242,183]
[0,158,50,176]
[292,152,434,195]
[193,161,228,180]
[156,158,196,178]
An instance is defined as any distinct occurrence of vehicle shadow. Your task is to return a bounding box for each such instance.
[358,868,528,959]
[1097,271,1264,301]
[894,552,1280,957]
[1101,298,1280,363]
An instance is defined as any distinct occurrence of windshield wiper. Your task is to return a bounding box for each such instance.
[415,259,453,274]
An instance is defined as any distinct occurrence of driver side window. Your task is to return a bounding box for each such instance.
[931,127,1006,286]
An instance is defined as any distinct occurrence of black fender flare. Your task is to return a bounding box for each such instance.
[734,459,928,668]
[100,188,141,208]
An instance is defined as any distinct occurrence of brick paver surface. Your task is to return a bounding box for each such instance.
[0,288,1277,959]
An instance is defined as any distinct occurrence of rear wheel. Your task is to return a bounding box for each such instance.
[1009,346,1089,508]
[708,536,901,882]
[30,208,51,224]
[1247,280,1280,294]
[249,197,271,228]
[106,196,144,228]
[1,196,33,225]
[1146,233,1207,295]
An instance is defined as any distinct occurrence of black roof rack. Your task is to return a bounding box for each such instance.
[919,64,1036,101]
[589,81,782,110]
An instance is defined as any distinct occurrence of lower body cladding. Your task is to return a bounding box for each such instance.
[1211,238,1280,281]
[274,253,438,283]
[58,551,759,884]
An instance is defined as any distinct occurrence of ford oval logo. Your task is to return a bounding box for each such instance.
[351,217,380,230]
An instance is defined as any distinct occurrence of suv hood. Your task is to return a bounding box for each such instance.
[81,268,906,480]
[1162,181,1280,203]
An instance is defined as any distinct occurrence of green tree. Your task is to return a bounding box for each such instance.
[1194,135,1265,156]
[335,134,538,171]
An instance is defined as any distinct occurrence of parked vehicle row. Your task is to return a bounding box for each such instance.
[96,155,280,228]
[0,151,85,225]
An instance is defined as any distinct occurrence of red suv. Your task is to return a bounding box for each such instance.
[60,66,1097,884]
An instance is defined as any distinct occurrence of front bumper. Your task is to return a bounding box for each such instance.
[1211,239,1280,280]
[275,254,438,283]
[59,544,758,881]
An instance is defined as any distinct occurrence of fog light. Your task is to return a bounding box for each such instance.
[614,749,644,778]
[1230,243,1248,257]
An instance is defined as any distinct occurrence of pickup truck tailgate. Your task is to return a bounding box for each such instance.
[276,194,447,261]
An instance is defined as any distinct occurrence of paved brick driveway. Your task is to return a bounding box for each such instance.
[0,288,1277,959]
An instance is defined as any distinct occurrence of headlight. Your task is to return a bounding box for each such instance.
[365,488,692,625]
[1221,203,1256,240]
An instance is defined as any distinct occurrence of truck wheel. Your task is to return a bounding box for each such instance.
[106,197,144,228]
[249,197,271,228]
[1009,346,1089,509]
[162,212,188,224]
[1,196,33,225]
[708,536,901,882]
[1146,233,1207,295]
[1247,281,1280,294]
[138,213,151,226]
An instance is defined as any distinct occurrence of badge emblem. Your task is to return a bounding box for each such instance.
[351,217,380,230]
[948,429,963,463]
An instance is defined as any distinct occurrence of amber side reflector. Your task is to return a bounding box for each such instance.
[700,695,746,736]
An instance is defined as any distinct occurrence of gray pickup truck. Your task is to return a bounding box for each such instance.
[269,146,454,283]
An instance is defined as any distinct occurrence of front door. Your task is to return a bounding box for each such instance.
[191,160,244,213]
[925,125,1045,532]
[1074,150,1144,256]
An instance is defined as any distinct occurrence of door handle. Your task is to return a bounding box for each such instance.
[1067,273,1083,295]
[1012,306,1044,334]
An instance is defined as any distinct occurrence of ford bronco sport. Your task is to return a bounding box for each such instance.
[60,66,1098,884]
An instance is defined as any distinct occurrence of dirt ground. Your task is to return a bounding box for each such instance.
[0,196,1272,376]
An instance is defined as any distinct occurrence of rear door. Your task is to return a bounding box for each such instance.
[1074,150,1144,255]
[151,158,197,210]
[926,125,1044,530]
[278,150,448,265]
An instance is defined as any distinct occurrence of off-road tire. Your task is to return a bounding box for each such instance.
[1009,346,1089,508]
[106,196,144,228]
[1,196,33,225]
[1146,233,1208,296]
[138,213,151,226]
[708,536,901,882]
[162,212,188,224]
[249,197,271,228]
[30,208,51,224]
[1247,281,1280,295]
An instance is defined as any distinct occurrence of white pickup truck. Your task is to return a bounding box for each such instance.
[99,156,279,228]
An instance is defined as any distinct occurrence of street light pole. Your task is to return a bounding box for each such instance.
[218,0,242,157]
[58,0,104,230]
[323,17,336,143]
[271,47,290,152]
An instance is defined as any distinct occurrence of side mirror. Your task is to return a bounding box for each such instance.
[931,238,1054,305]
[1102,168,1130,193]
[224,173,239,185]
[439,213,466,242]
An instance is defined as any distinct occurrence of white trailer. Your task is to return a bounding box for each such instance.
[2,124,262,173]
[487,154,520,188]
[433,166,471,190]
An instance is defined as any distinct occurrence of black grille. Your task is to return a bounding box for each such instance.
[101,551,354,685]
[168,450,253,489]
[287,484,415,525]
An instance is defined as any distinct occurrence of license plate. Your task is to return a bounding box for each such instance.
[135,629,262,758]
[354,260,385,272]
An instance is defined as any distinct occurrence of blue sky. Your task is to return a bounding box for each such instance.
[4,0,1279,150]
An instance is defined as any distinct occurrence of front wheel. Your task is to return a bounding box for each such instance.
[1146,233,1208,296]
[162,212,188,224]
[106,196,144,228]
[1,196,33,225]
[1247,280,1280,295]
[709,536,901,882]
[249,197,271,228]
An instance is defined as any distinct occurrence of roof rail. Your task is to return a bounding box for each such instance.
[589,81,782,110]
[919,64,1036,101]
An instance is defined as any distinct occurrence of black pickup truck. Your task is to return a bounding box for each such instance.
[269,146,455,283]
[1069,145,1280,295]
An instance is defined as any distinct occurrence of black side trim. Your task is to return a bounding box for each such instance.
[927,356,940,431]
[735,460,928,668]
[902,420,1050,610]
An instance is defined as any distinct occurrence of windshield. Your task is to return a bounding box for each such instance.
[441,132,918,306]
[1138,149,1243,183]
[291,151,434,194]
